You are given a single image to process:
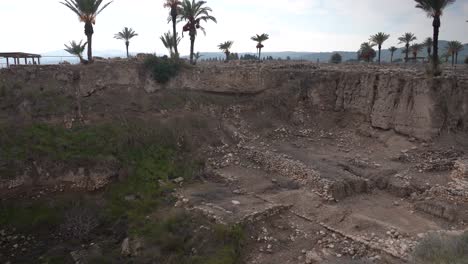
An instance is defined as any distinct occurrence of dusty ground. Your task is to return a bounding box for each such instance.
[176,105,468,264]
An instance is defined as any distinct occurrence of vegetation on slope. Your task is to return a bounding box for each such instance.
[412,232,468,264]
[0,121,245,263]
[144,55,183,84]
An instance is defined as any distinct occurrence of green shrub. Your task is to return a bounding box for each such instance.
[412,232,468,264]
[330,52,342,64]
[144,55,182,84]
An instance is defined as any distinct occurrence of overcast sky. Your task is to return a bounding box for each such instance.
[1,0,467,57]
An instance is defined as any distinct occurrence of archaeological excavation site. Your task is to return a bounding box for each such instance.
[1,60,468,264]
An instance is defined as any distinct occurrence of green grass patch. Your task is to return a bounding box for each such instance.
[0,200,65,232]
[412,232,468,264]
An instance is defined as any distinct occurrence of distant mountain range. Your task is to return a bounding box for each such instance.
[36,41,468,65]
[196,41,468,63]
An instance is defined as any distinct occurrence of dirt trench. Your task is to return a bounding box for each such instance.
[1,61,468,263]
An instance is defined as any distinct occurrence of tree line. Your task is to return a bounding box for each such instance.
[61,0,465,74]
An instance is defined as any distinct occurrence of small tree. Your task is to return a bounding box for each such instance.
[194,52,202,64]
[160,31,181,58]
[330,53,342,64]
[114,27,138,58]
[251,33,269,61]
[389,46,398,63]
[370,32,390,64]
[398,33,417,63]
[358,42,377,62]
[447,40,464,66]
[218,41,234,61]
[64,40,88,64]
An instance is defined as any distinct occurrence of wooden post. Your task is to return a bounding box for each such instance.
[6,57,9,67]
[37,57,41,65]
[24,58,27,64]
[32,58,36,64]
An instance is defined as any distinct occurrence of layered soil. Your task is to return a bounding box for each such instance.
[1,61,468,263]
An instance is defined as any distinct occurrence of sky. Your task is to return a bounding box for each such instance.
[0,0,467,57]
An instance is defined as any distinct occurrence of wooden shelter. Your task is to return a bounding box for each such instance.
[0,52,42,67]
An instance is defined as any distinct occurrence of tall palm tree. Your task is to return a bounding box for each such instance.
[218,41,234,61]
[410,43,424,61]
[389,46,398,63]
[447,40,464,66]
[398,33,417,63]
[114,27,138,58]
[61,0,113,63]
[358,42,377,63]
[415,0,456,73]
[251,34,269,61]
[164,0,182,57]
[423,37,434,59]
[370,32,390,64]
[179,0,217,65]
[64,40,88,64]
[160,31,181,58]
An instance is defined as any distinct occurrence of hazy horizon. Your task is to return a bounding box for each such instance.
[1,0,467,58]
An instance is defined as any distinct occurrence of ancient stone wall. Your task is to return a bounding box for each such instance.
[1,61,467,139]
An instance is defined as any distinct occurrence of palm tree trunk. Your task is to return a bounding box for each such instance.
[259,48,262,61]
[126,41,129,58]
[225,52,229,62]
[456,52,458,65]
[432,16,440,70]
[378,45,381,64]
[405,44,409,63]
[390,52,393,63]
[452,54,455,66]
[84,22,94,62]
[190,31,195,65]
[172,15,179,58]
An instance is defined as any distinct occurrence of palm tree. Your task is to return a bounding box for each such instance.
[358,42,377,63]
[164,0,182,57]
[389,46,398,63]
[398,33,417,63]
[160,31,181,58]
[194,52,202,64]
[114,27,138,58]
[370,32,390,64]
[179,0,217,65]
[423,37,434,59]
[410,43,424,61]
[218,41,234,61]
[415,0,456,73]
[64,40,88,64]
[441,51,450,63]
[61,0,113,63]
[251,34,269,61]
[447,40,464,66]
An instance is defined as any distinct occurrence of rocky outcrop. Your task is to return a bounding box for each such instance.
[1,62,467,140]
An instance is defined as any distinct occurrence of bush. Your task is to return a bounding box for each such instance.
[465,57,468,64]
[412,232,468,264]
[60,204,100,241]
[330,53,342,64]
[144,55,182,84]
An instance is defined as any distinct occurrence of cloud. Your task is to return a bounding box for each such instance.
[0,0,466,56]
